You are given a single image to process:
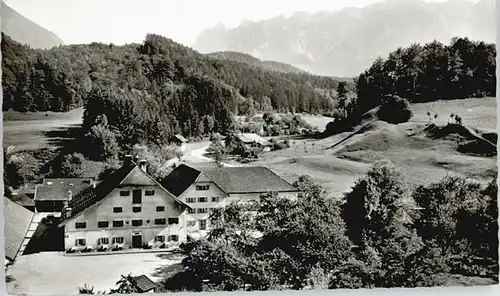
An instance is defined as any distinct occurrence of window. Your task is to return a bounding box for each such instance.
[187,221,196,227]
[112,237,124,244]
[113,207,123,213]
[211,197,220,202]
[199,220,207,230]
[195,185,209,191]
[75,238,86,246]
[145,190,155,196]
[169,235,179,242]
[98,237,109,245]
[197,197,208,203]
[132,189,142,204]
[75,222,86,229]
[188,208,196,214]
[155,235,165,242]
[197,208,208,214]
[186,197,196,203]
[156,206,165,212]
[168,217,179,225]
[133,206,142,213]
[120,190,130,196]
[113,220,124,227]
[98,221,109,228]
[132,219,143,227]
[154,218,166,225]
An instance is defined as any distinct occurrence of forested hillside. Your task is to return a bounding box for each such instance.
[2,33,347,114]
[3,33,355,162]
[326,37,496,134]
[206,51,307,74]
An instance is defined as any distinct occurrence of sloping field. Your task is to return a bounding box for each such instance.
[410,97,496,130]
[3,108,84,151]
[253,98,497,197]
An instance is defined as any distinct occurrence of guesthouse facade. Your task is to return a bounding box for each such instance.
[161,163,300,238]
[59,157,190,251]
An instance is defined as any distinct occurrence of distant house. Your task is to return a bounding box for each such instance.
[34,178,96,215]
[161,163,300,238]
[4,197,35,265]
[171,134,188,153]
[130,274,158,293]
[234,133,273,151]
[58,156,191,251]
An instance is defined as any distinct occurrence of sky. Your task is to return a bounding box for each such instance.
[4,0,478,47]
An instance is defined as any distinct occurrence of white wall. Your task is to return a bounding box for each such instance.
[178,181,228,232]
[64,185,187,249]
[179,180,299,236]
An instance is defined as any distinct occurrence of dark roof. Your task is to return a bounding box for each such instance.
[131,275,157,293]
[61,161,188,224]
[4,197,35,261]
[34,178,94,201]
[161,164,202,197]
[163,164,299,195]
[173,134,188,143]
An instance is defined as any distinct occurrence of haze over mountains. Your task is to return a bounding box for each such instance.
[194,0,495,77]
[1,2,64,49]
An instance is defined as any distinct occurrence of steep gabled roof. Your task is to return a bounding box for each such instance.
[161,164,202,197]
[59,161,189,226]
[162,163,299,196]
[4,197,35,261]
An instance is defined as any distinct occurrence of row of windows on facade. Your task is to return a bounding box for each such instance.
[186,196,220,203]
[110,206,216,214]
[112,206,166,213]
[75,217,179,229]
[187,219,207,230]
[74,235,179,246]
[119,189,155,204]
[195,185,210,191]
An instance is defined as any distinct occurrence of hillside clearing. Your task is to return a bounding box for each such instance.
[251,98,497,196]
[3,108,84,152]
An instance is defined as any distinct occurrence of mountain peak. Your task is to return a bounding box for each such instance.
[193,0,494,77]
[1,2,64,49]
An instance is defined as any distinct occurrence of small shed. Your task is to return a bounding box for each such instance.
[235,133,272,151]
[171,134,188,145]
[131,275,158,293]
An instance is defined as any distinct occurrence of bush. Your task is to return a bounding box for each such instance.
[59,152,86,177]
[377,95,413,124]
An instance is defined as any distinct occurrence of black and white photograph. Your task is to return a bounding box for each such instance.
[1,0,498,295]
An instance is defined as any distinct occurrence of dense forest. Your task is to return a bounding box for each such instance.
[2,32,356,161]
[2,33,349,114]
[326,37,496,134]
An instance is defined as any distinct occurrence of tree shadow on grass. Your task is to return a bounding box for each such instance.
[43,123,84,152]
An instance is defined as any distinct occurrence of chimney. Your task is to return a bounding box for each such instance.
[124,154,133,166]
[65,207,72,219]
[90,178,96,188]
[68,190,73,202]
[139,159,147,172]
